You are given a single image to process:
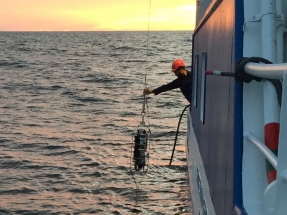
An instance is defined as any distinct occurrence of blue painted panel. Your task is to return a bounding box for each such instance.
[233,0,246,213]
[191,0,236,214]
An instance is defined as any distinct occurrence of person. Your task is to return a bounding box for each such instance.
[143,59,192,103]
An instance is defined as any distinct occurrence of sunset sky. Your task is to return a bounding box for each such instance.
[0,0,196,31]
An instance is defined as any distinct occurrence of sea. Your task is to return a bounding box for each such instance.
[0,31,193,215]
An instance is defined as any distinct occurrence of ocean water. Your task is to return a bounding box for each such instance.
[0,31,192,215]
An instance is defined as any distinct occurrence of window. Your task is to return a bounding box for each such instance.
[193,54,199,107]
[200,51,207,123]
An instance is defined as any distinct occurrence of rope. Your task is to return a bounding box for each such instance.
[142,0,152,127]
[145,0,152,75]
[141,0,152,141]
[141,0,152,127]
[128,0,152,197]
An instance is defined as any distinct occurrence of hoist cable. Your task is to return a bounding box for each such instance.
[141,0,152,129]
[143,0,152,128]
[145,0,152,75]
[128,0,152,195]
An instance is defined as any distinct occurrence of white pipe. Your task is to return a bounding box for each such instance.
[274,72,287,214]
[244,132,278,170]
[276,0,284,63]
[277,24,284,64]
[261,0,280,186]
[261,0,279,125]
[264,81,280,122]
[261,0,277,63]
[244,62,287,79]
[276,0,282,15]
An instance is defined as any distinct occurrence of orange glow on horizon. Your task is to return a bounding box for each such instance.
[0,0,196,31]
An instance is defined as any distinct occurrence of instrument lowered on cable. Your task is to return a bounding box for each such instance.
[130,89,151,172]
[133,126,149,171]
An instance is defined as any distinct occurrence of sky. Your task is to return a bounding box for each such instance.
[0,0,196,31]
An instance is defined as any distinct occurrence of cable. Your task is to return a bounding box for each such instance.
[145,0,152,75]
[128,0,152,196]
[169,105,190,166]
[143,0,152,128]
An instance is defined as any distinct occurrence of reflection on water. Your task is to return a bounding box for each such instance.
[0,31,193,214]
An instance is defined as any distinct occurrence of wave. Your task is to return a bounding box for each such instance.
[0,187,37,195]
[0,61,28,68]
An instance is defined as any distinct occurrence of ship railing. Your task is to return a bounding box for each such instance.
[244,62,287,79]
[244,133,277,170]
[244,63,287,215]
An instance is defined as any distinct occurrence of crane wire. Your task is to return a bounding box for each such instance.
[143,0,152,130]
[145,0,152,76]
[128,0,152,195]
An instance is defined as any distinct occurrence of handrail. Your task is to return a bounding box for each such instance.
[244,132,278,170]
[245,62,287,79]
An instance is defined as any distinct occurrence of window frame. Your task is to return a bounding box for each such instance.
[193,54,199,107]
[200,51,207,124]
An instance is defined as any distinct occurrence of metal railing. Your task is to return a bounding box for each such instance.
[244,132,277,170]
[245,62,287,79]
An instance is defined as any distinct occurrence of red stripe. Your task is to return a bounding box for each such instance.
[267,170,277,184]
[264,123,279,184]
[264,123,279,150]
[205,70,213,75]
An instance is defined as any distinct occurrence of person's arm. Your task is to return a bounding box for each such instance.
[152,78,181,95]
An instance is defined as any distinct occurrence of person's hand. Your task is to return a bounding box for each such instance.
[143,87,153,95]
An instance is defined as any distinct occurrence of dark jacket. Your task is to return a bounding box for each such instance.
[152,71,192,103]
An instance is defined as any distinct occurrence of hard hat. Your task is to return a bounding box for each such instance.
[171,59,185,72]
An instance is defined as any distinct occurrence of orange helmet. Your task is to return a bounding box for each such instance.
[171,59,185,72]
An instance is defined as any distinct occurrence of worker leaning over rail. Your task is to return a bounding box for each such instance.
[143,59,192,103]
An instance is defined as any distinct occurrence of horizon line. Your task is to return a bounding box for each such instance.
[0,30,194,32]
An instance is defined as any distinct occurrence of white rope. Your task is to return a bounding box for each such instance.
[128,0,153,196]
[143,0,152,128]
